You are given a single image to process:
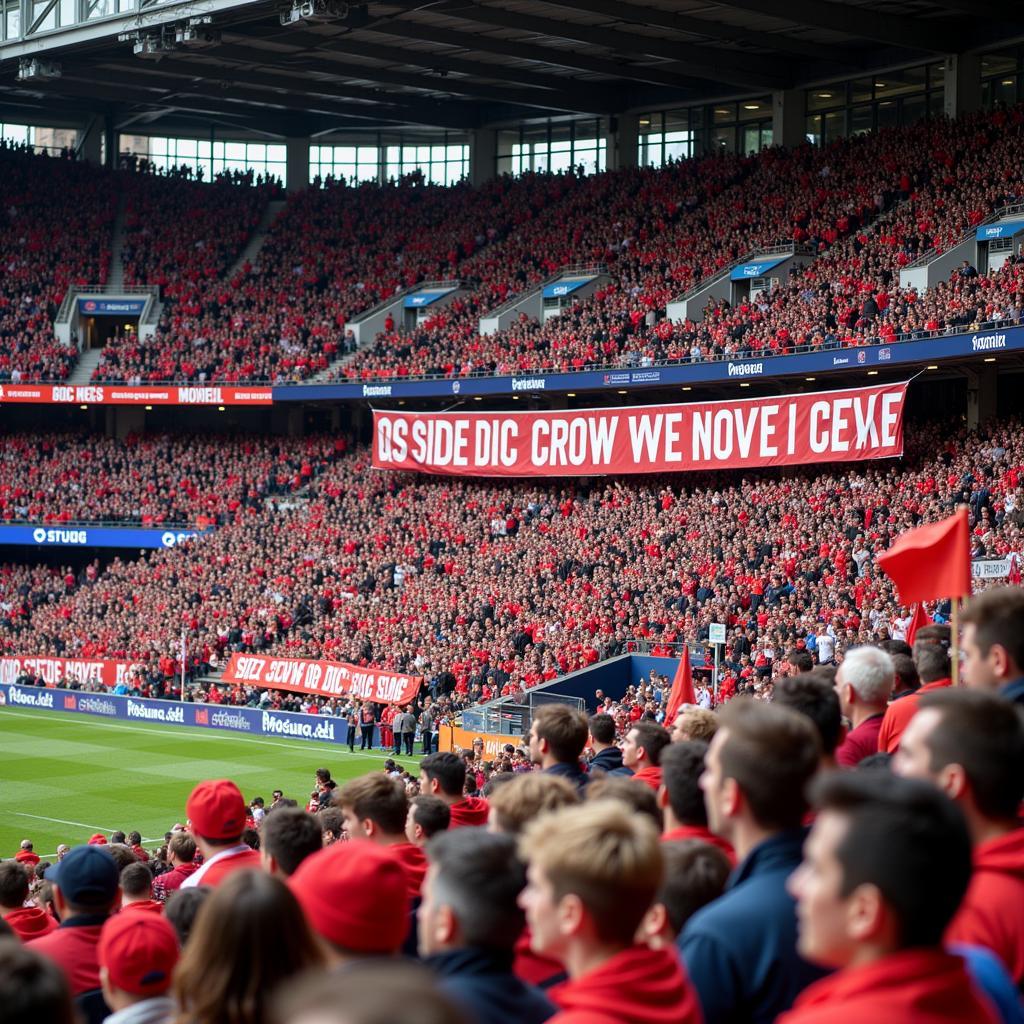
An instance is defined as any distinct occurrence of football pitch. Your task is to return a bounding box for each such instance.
[0,706,422,860]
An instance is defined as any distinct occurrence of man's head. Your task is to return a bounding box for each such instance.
[419,753,466,800]
[890,653,920,695]
[0,860,29,912]
[528,705,589,768]
[319,807,345,846]
[701,699,821,845]
[788,649,814,675]
[0,938,75,1024]
[186,779,248,852]
[587,713,616,749]
[961,587,1024,690]
[261,808,324,877]
[98,909,180,1011]
[315,768,333,788]
[621,722,672,772]
[127,831,142,848]
[637,840,731,949]
[671,707,718,744]
[167,832,196,868]
[518,801,662,963]
[486,772,579,835]
[912,633,950,684]
[47,844,121,920]
[336,775,408,842]
[419,828,527,957]
[405,796,451,846]
[119,862,153,904]
[774,674,842,759]
[788,772,972,968]
[658,741,710,830]
[834,646,894,717]
[894,689,1024,833]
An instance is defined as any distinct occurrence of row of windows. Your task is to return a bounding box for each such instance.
[121,137,288,184]
[0,122,76,155]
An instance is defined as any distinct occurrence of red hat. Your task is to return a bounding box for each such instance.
[289,841,409,953]
[88,833,108,845]
[186,780,246,841]
[98,911,179,996]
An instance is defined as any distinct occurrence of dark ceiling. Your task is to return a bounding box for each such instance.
[1,0,1023,137]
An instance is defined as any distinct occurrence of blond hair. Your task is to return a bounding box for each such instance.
[675,707,719,742]
[519,800,662,944]
[488,773,579,835]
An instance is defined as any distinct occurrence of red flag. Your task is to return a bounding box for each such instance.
[905,602,931,646]
[876,508,971,604]
[664,645,696,726]
[1010,554,1021,587]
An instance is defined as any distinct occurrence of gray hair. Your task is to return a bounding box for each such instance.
[839,646,895,704]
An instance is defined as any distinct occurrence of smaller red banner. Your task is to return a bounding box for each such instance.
[0,384,272,406]
[221,654,423,705]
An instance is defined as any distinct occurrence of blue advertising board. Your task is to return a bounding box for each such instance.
[730,256,788,280]
[542,277,594,299]
[77,298,147,316]
[976,221,1024,241]
[0,525,206,549]
[276,325,1023,404]
[404,287,457,308]
[0,683,346,744]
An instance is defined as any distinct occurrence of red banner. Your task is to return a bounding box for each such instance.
[373,382,906,477]
[0,384,272,406]
[0,656,138,688]
[221,654,422,705]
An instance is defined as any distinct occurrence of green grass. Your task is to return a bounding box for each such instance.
[0,706,423,859]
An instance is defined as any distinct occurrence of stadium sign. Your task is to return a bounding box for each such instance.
[0,684,360,747]
[0,385,272,406]
[373,381,907,478]
[77,298,147,316]
[0,524,207,549]
[0,656,136,688]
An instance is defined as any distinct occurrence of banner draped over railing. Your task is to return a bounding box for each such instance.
[373,381,907,478]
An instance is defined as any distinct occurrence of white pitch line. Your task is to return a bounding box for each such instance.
[13,811,130,834]
[0,708,424,765]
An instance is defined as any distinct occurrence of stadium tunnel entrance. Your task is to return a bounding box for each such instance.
[80,314,139,351]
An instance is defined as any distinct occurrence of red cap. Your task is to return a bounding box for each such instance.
[186,780,247,841]
[98,912,179,996]
[88,834,108,845]
[289,841,409,953]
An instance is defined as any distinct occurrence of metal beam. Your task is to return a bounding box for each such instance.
[709,0,962,53]
[919,0,1023,23]
[422,3,790,88]
[535,0,857,64]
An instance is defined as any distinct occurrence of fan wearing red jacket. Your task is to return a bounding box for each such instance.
[779,772,997,1024]
[0,860,57,943]
[894,689,1024,986]
[621,723,672,791]
[418,752,489,827]
[517,800,702,1024]
[179,779,261,889]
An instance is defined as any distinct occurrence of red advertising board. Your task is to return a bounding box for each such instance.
[0,384,272,406]
[221,654,422,705]
[373,382,907,478]
[0,656,137,688]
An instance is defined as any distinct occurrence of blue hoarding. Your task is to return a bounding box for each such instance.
[0,525,206,549]
[276,325,1023,404]
[77,298,147,316]
[404,288,457,308]
[542,277,594,299]
[0,683,346,744]
[976,221,1024,241]
[730,257,788,280]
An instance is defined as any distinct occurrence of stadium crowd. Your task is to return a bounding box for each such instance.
[3,583,1024,1024]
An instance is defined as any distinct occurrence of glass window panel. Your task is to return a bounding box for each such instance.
[712,104,736,124]
[759,126,773,149]
[742,125,761,154]
[357,146,376,164]
[824,110,845,141]
[873,71,923,99]
[267,144,286,162]
[738,97,771,121]
[993,76,1017,106]
[416,145,429,163]
[177,138,197,158]
[806,114,822,146]
[664,110,687,132]
[198,140,211,158]
[851,78,873,103]
[58,0,74,26]
[981,54,1017,78]
[32,0,56,32]
[876,100,897,129]
[224,141,245,160]
[902,94,926,126]
[850,105,873,135]
[711,126,735,152]
[928,61,945,89]
[807,87,842,111]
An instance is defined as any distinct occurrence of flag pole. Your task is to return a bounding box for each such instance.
[180,629,186,703]
[951,597,960,687]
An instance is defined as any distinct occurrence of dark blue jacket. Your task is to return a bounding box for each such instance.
[427,947,555,1024]
[678,828,828,1024]
[588,746,624,774]
[543,761,590,793]
[1001,677,1024,706]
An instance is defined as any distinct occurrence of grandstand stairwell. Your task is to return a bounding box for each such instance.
[225,199,286,279]
[67,346,106,385]
[105,194,127,292]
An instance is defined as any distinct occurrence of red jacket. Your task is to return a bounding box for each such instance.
[120,899,164,915]
[548,945,701,1024]
[835,713,885,768]
[189,847,261,887]
[3,905,58,943]
[878,679,951,754]
[14,850,40,867]
[946,828,1024,985]
[630,766,663,791]
[777,948,997,1024]
[152,860,199,900]
[448,797,489,828]
[32,916,108,995]
[390,842,428,900]
[514,927,566,989]
[662,824,737,866]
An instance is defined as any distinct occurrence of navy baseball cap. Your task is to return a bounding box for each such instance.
[49,845,119,905]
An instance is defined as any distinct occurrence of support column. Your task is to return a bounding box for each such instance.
[285,137,309,193]
[965,365,998,429]
[945,54,982,118]
[102,114,116,169]
[471,128,496,187]
[772,90,805,150]
[607,113,639,172]
[79,118,103,166]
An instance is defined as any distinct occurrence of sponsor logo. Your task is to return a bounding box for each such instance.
[53,386,104,404]
[512,378,546,392]
[603,372,630,387]
[194,709,209,725]
[79,696,117,716]
[83,299,98,312]
[971,333,1007,352]
[362,384,393,397]
[9,686,55,708]
[0,689,5,705]
[727,362,763,377]
[31,528,87,545]
[741,264,767,277]
[451,381,461,394]
[261,712,336,741]
[64,695,77,710]
[161,531,196,548]
[630,370,661,384]
[550,284,570,296]
[127,699,185,723]
[832,356,849,366]
[176,387,224,404]
[0,385,4,399]
[210,709,252,731]
[877,348,891,361]
[857,350,867,364]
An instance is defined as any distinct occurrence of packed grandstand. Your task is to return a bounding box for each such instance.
[4,7,1024,1024]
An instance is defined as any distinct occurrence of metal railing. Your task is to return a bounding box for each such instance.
[0,517,201,529]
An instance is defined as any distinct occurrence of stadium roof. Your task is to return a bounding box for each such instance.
[1,0,1023,136]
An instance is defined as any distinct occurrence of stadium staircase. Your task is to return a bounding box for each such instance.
[106,195,127,292]
[225,198,286,279]
[67,347,105,384]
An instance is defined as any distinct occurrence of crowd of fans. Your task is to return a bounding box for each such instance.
[3,584,1024,1024]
